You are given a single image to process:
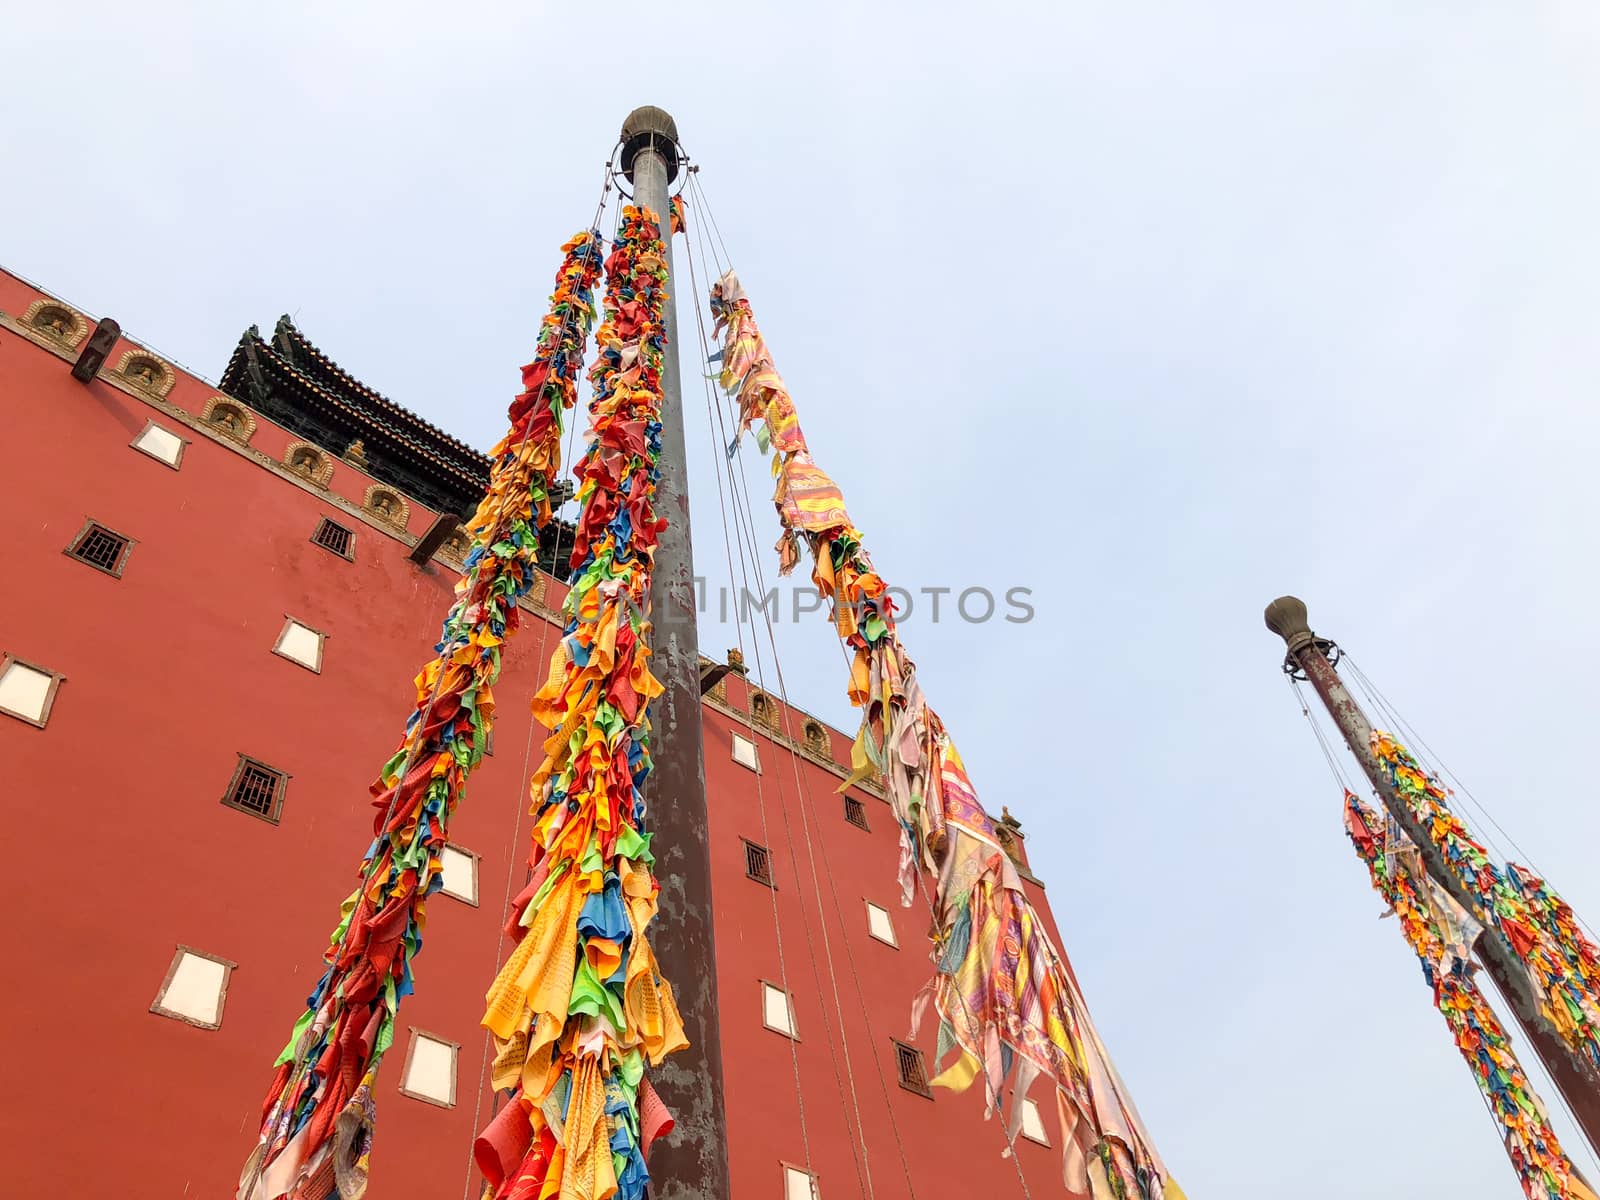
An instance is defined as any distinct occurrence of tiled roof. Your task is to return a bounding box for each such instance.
[219,328,490,515]
[269,317,488,468]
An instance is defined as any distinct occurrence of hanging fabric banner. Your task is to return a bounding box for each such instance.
[1370,731,1600,1066]
[707,269,1182,1200]
[238,230,605,1200]
[473,204,685,1200]
[1343,791,1597,1200]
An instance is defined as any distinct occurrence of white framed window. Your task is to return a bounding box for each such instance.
[1020,1096,1049,1146]
[784,1165,818,1200]
[865,901,897,947]
[0,655,64,728]
[732,731,760,772]
[762,982,797,1038]
[150,945,235,1029]
[439,845,479,905]
[399,1029,459,1108]
[130,421,186,468]
[272,617,325,672]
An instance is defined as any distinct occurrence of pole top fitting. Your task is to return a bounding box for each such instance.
[620,106,681,185]
[1264,595,1317,655]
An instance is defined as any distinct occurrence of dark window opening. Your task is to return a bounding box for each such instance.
[844,795,870,831]
[312,518,354,559]
[893,1040,931,1098]
[743,839,774,887]
[223,757,287,824]
[66,522,132,576]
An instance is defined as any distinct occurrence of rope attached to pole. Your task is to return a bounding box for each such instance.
[697,254,1184,1200]
[1343,790,1597,1200]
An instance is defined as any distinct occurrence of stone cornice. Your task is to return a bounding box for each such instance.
[0,311,543,605]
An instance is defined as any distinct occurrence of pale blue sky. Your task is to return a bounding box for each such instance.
[7,3,1600,1195]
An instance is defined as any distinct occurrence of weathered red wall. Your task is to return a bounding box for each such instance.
[0,272,1073,1200]
[700,681,1067,1200]
[0,283,557,1197]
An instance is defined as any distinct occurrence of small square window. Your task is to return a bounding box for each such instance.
[784,1166,818,1200]
[0,656,64,728]
[732,732,760,772]
[762,982,796,1038]
[130,422,186,468]
[273,617,325,672]
[65,520,134,577]
[866,902,897,947]
[1019,1096,1049,1146]
[400,1030,458,1107]
[150,946,235,1029]
[222,755,288,824]
[843,796,870,831]
[439,845,478,905]
[743,839,774,887]
[893,1039,931,1098]
[311,518,355,560]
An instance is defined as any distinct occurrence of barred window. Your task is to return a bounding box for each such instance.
[743,839,774,887]
[844,795,869,831]
[311,518,354,559]
[66,521,133,577]
[222,756,288,824]
[893,1039,931,1098]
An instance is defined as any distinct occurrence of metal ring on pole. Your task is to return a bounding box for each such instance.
[1282,637,1342,680]
[608,138,692,202]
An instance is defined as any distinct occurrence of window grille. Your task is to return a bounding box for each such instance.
[893,1040,931,1097]
[744,839,774,886]
[223,757,287,823]
[844,795,869,831]
[311,518,354,559]
[67,522,131,576]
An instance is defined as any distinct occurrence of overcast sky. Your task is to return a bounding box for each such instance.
[8,3,1600,1195]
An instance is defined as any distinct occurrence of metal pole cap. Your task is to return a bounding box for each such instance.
[620,106,681,184]
[1264,595,1317,654]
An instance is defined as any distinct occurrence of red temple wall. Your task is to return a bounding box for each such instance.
[0,273,1074,1199]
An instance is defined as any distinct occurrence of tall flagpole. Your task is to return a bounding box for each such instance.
[1265,595,1600,1156]
[619,106,732,1200]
